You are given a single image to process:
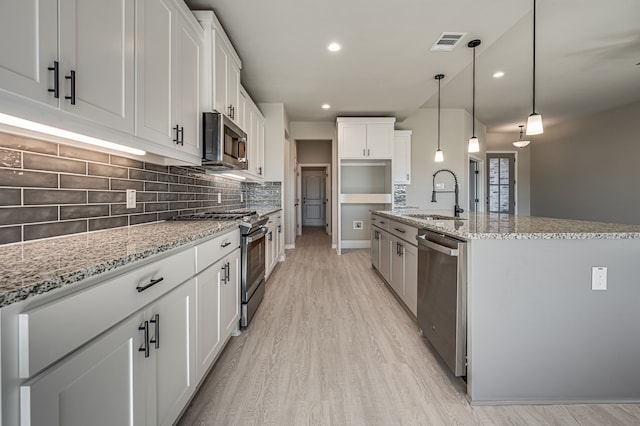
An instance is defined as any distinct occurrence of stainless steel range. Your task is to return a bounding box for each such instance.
[170,210,268,328]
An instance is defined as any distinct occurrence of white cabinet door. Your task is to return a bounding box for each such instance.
[214,38,228,115]
[20,313,146,426]
[58,0,134,133]
[238,91,248,130]
[339,123,367,158]
[220,249,240,339]
[404,243,418,316]
[371,228,381,270]
[393,131,412,184]
[195,263,221,382]
[256,116,265,177]
[135,0,173,145]
[227,61,240,122]
[379,231,391,283]
[0,0,58,106]
[148,278,196,426]
[366,123,393,159]
[174,16,201,157]
[390,236,405,298]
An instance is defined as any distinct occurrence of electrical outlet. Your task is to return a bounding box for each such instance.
[435,183,445,190]
[353,220,363,230]
[126,189,136,209]
[240,193,243,202]
[592,266,607,290]
[217,193,222,203]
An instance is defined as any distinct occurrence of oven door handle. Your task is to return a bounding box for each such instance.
[246,227,268,243]
[417,236,458,257]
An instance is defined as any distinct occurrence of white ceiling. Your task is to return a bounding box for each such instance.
[185,0,640,133]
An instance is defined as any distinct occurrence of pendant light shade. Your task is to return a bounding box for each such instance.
[468,39,481,153]
[434,74,445,162]
[512,125,531,148]
[526,0,543,135]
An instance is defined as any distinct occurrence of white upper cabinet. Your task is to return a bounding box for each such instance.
[136,0,201,158]
[0,0,135,133]
[58,0,134,133]
[240,87,265,180]
[393,130,412,184]
[337,117,396,159]
[0,0,58,106]
[194,11,242,125]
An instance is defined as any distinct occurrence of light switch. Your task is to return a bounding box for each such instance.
[217,193,222,203]
[591,267,607,290]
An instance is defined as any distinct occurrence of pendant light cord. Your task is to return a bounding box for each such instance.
[532,0,537,114]
[472,45,476,137]
[437,77,441,150]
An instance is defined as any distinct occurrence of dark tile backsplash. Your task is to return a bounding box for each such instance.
[0,132,284,244]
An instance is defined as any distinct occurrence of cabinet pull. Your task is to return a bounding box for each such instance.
[149,314,160,349]
[278,225,281,233]
[258,166,262,175]
[407,173,410,180]
[173,125,184,145]
[65,70,76,105]
[394,227,406,234]
[225,262,230,282]
[139,321,150,358]
[268,231,273,241]
[221,241,232,248]
[179,126,184,145]
[397,242,404,256]
[374,231,379,240]
[363,149,365,156]
[379,221,385,225]
[367,148,370,156]
[136,277,164,293]
[221,263,228,284]
[48,61,59,98]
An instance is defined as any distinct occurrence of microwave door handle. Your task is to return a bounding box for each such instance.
[239,138,247,162]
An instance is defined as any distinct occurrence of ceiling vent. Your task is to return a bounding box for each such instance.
[431,32,467,52]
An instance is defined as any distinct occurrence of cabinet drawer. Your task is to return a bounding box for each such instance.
[389,220,418,245]
[18,247,195,378]
[195,228,240,273]
[371,214,389,231]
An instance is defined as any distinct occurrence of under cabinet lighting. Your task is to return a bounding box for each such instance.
[222,173,246,181]
[0,113,146,156]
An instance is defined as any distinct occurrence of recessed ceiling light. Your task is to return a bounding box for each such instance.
[322,104,331,110]
[327,42,341,52]
[493,71,505,78]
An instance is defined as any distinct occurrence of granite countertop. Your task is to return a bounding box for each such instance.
[0,221,240,308]
[373,210,640,240]
[255,207,282,217]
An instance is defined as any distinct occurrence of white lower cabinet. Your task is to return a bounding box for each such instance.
[20,279,196,426]
[371,215,418,317]
[195,247,240,382]
[20,313,146,426]
[265,212,283,279]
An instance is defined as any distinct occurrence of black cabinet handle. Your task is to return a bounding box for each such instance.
[139,321,150,358]
[221,263,228,284]
[149,314,160,349]
[174,125,184,145]
[258,166,262,175]
[221,241,232,248]
[179,126,184,145]
[268,231,273,241]
[136,277,164,293]
[379,221,385,225]
[394,227,406,234]
[278,225,281,233]
[48,61,59,98]
[225,262,230,282]
[65,70,75,105]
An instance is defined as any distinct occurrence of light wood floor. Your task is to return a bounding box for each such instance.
[178,228,640,425]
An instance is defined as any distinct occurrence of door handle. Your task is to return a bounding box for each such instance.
[149,314,160,349]
[136,277,164,293]
[139,321,150,358]
[48,61,59,98]
[65,70,76,105]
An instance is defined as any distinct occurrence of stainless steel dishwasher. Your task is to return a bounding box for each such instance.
[416,230,467,376]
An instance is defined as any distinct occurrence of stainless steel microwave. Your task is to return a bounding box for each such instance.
[202,111,248,170]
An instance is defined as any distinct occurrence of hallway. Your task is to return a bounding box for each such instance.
[179,228,640,425]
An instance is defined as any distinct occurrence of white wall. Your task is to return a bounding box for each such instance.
[530,101,640,225]
[297,140,331,164]
[485,132,531,215]
[396,108,485,215]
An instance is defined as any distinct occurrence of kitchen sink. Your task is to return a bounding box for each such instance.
[404,213,466,221]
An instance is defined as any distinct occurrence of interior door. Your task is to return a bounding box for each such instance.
[302,170,325,227]
[486,153,515,214]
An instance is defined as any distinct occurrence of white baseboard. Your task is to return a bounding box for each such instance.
[285,244,295,250]
[340,240,371,249]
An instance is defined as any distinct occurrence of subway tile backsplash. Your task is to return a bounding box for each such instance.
[0,132,284,244]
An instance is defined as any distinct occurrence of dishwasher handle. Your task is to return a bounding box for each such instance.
[417,235,459,257]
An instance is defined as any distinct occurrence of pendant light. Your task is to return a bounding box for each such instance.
[467,39,481,153]
[434,74,445,162]
[512,125,530,148]
[526,0,544,135]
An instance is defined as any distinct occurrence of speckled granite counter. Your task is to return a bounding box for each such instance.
[0,221,239,308]
[373,210,640,240]
[255,207,282,217]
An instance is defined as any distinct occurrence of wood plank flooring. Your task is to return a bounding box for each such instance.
[178,227,640,425]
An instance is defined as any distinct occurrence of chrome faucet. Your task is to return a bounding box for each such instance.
[431,169,464,218]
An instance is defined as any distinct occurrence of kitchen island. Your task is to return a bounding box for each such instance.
[373,210,640,405]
